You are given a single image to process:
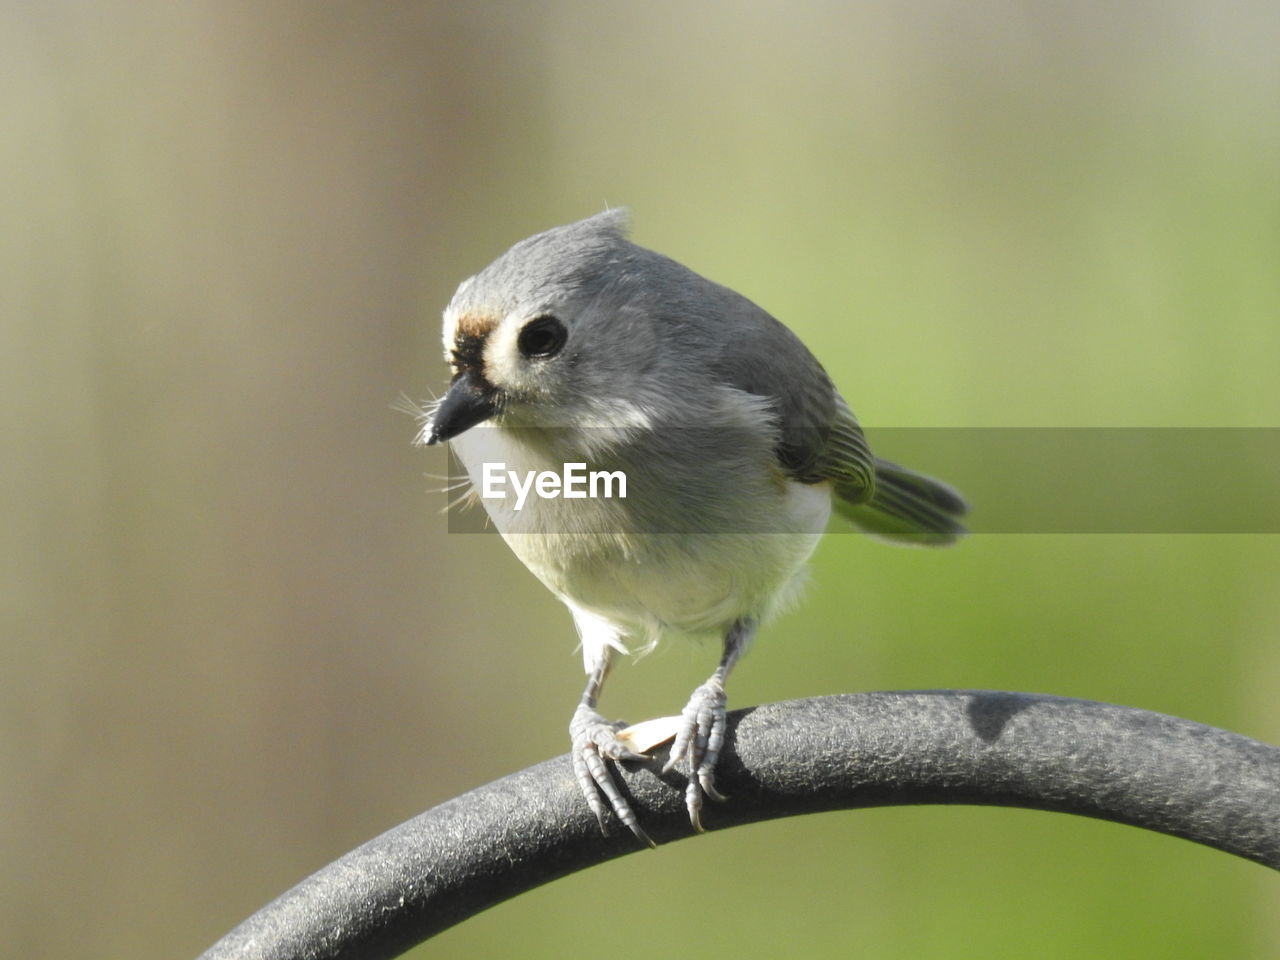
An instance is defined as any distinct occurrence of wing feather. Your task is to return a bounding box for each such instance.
[705,297,875,498]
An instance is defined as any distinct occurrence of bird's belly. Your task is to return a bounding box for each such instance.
[506,486,831,638]
[451,423,832,636]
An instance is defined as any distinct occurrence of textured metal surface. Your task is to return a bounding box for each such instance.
[198,691,1280,960]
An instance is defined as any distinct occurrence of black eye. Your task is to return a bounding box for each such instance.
[517,315,567,359]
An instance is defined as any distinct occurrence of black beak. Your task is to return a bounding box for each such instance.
[425,371,500,445]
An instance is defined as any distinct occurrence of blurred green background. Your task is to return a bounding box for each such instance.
[5,3,1278,957]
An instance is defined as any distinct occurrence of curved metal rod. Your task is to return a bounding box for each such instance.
[198,691,1280,960]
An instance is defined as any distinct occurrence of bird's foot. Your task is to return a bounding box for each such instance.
[663,679,729,832]
[570,704,656,848]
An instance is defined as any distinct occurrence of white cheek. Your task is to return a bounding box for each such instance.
[483,318,527,390]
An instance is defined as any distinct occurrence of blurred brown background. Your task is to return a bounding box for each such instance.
[4,3,1278,958]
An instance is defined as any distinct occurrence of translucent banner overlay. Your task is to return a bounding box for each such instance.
[440,428,1280,534]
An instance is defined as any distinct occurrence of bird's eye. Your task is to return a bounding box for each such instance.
[517,315,567,359]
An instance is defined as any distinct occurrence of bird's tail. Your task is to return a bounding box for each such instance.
[833,458,968,546]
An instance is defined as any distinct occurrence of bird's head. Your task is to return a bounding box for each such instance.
[424,209,669,446]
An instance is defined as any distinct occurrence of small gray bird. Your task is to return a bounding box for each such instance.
[420,210,966,846]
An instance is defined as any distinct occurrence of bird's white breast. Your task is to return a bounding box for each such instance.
[450,422,831,644]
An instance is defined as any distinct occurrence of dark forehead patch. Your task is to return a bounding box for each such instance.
[451,332,487,377]
[455,313,497,338]
[449,314,497,385]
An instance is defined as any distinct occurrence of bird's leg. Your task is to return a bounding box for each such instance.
[569,649,656,848]
[664,618,756,831]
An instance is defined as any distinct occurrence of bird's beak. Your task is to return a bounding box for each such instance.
[425,371,500,445]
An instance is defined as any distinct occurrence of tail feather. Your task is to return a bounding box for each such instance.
[833,458,968,546]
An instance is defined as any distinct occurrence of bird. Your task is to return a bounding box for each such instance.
[418,209,966,846]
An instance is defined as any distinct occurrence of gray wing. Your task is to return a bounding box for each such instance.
[696,286,965,541]
[707,300,876,503]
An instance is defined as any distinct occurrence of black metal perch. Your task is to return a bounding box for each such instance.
[198,691,1280,960]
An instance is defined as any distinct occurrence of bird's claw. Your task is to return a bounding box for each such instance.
[570,705,656,848]
[663,679,729,831]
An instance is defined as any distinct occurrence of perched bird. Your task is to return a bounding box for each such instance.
[419,210,966,845]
